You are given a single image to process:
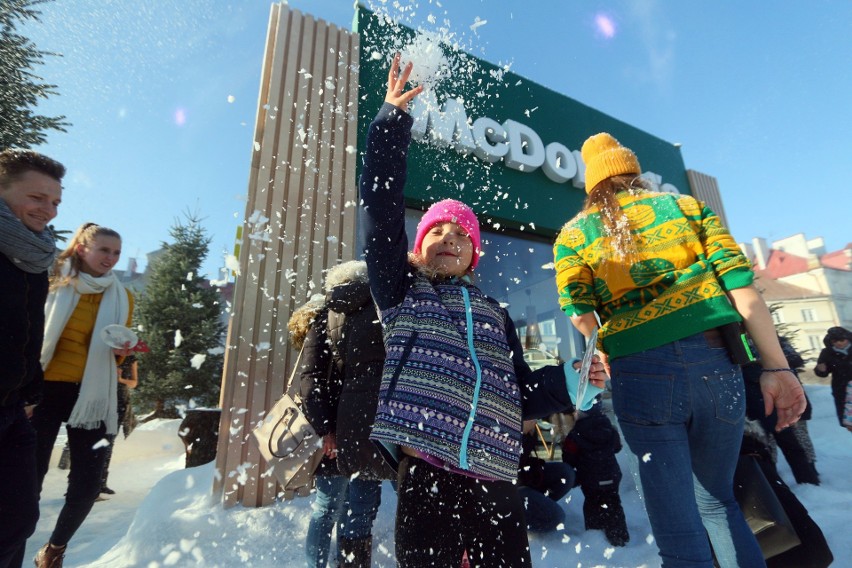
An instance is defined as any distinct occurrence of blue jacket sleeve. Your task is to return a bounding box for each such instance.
[504,311,575,419]
[358,102,415,311]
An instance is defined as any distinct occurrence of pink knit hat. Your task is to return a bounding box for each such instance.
[413,199,481,270]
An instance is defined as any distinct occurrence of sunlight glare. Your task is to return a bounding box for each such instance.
[594,13,617,39]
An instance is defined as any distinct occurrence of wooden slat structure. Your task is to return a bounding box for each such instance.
[213,3,360,508]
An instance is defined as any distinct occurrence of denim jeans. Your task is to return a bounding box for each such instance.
[610,332,764,568]
[305,475,381,568]
[518,461,574,532]
[0,404,39,568]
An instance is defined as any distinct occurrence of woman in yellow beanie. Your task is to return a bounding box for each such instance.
[553,133,806,568]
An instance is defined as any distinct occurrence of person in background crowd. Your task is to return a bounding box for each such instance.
[289,261,395,568]
[561,407,630,547]
[814,326,852,431]
[99,353,140,495]
[30,223,134,568]
[358,54,607,568]
[0,149,64,568]
[738,419,833,567]
[742,337,820,484]
[554,132,806,567]
[517,420,575,533]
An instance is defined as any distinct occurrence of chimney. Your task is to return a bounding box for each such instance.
[126,257,138,276]
[752,237,770,270]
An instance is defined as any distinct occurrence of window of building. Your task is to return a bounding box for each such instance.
[801,308,817,322]
[771,310,784,324]
[808,335,822,350]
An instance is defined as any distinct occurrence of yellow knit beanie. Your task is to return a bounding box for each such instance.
[581,133,641,194]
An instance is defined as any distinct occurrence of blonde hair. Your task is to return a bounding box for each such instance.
[51,222,122,287]
[582,174,649,261]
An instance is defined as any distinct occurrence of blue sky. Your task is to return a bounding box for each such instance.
[23,0,851,278]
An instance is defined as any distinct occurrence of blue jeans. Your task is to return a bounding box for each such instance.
[305,476,381,568]
[610,332,764,568]
[519,461,574,532]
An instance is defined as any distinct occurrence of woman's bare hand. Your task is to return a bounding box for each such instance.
[760,370,807,430]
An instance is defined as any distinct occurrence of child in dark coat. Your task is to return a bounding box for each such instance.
[561,408,630,547]
[516,421,575,532]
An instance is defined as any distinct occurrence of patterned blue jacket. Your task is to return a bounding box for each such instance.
[359,103,574,481]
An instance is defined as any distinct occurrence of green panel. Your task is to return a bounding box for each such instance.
[355,6,689,238]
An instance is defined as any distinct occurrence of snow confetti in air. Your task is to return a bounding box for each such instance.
[224,254,240,276]
[189,353,206,369]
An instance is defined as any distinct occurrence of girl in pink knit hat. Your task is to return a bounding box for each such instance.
[358,54,608,568]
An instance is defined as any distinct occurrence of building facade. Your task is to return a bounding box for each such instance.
[741,234,852,361]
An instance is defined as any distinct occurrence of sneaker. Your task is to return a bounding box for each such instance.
[100,486,116,495]
[34,543,66,568]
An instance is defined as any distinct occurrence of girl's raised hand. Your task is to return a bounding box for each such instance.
[385,53,423,112]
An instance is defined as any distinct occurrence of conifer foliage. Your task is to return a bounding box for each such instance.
[0,0,69,149]
[134,214,226,417]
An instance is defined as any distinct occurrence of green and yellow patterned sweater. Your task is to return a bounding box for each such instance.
[554,191,753,359]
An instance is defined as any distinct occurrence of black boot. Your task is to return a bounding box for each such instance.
[338,536,372,567]
[584,490,630,547]
[789,460,821,486]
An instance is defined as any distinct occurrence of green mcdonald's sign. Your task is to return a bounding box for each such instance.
[355,5,690,237]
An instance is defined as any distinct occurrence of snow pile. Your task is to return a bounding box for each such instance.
[21,385,850,567]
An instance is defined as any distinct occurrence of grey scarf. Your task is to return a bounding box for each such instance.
[0,197,56,273]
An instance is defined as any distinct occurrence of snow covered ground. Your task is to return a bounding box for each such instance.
[24,384,851,567]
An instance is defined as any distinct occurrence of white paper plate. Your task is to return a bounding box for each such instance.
[100,324,139,349]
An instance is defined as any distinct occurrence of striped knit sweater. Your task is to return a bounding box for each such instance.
[554,190,753,359]
[371,274,524,481]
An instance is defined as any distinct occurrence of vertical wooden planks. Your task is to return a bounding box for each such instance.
[214,4,360,508]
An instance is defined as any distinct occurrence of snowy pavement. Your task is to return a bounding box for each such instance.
[23,384,852,567]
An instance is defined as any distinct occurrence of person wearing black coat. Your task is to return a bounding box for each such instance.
[814,326,852,430]
[0,149,64,568]
[516,421,575,532]
[742,337,820,485]
[561,406,630,547]
[738,419,833,567]
[289,260,392,568]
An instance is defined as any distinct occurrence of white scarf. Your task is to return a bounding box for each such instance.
[41,262,130,435]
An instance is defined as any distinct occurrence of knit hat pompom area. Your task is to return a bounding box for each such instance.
[413,199,481,270]
[581,132,642,194]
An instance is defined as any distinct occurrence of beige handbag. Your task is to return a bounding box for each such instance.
[251,350,324,499]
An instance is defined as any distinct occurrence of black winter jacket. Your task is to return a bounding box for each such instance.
[562,411,623,494]
[0,253,48,407]
[814,326,852,425]
[297,262,395,481]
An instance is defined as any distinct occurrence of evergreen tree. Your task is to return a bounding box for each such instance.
[1,0,69,149]
[134,214,227,417]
